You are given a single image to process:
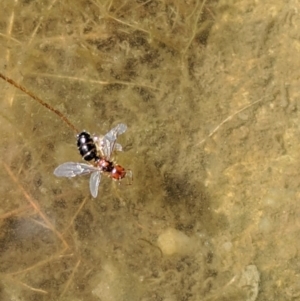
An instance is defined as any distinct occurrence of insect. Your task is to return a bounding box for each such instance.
[77,131,99,162]
[54,123,132,198]
[0,73,132,197]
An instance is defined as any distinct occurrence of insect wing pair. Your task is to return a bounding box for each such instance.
[54,123,127,198]
[93,123,126,158]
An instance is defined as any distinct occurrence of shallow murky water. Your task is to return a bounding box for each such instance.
[1,0,300,300]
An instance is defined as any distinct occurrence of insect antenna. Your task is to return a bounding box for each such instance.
[0,72,79,134]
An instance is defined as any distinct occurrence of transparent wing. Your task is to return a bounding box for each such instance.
[94,139,123,153]
[54,162,98,178]
[105,123,127,140]
[99,123,127,159]
[89,170,101,198]
[114,143,123,152]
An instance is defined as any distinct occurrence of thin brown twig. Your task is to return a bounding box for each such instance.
[0,72,78,134]
[196,97,266,146]
[7,248,69,276]
[5,0,18,64]
[14,279,48,294]
[60,259,81,297]
[26,0,58,47]
[0,205,32,220]
[31,72,161,91]
[3,162,69,249]
[182,0,207,56]
[63,197,88,234]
